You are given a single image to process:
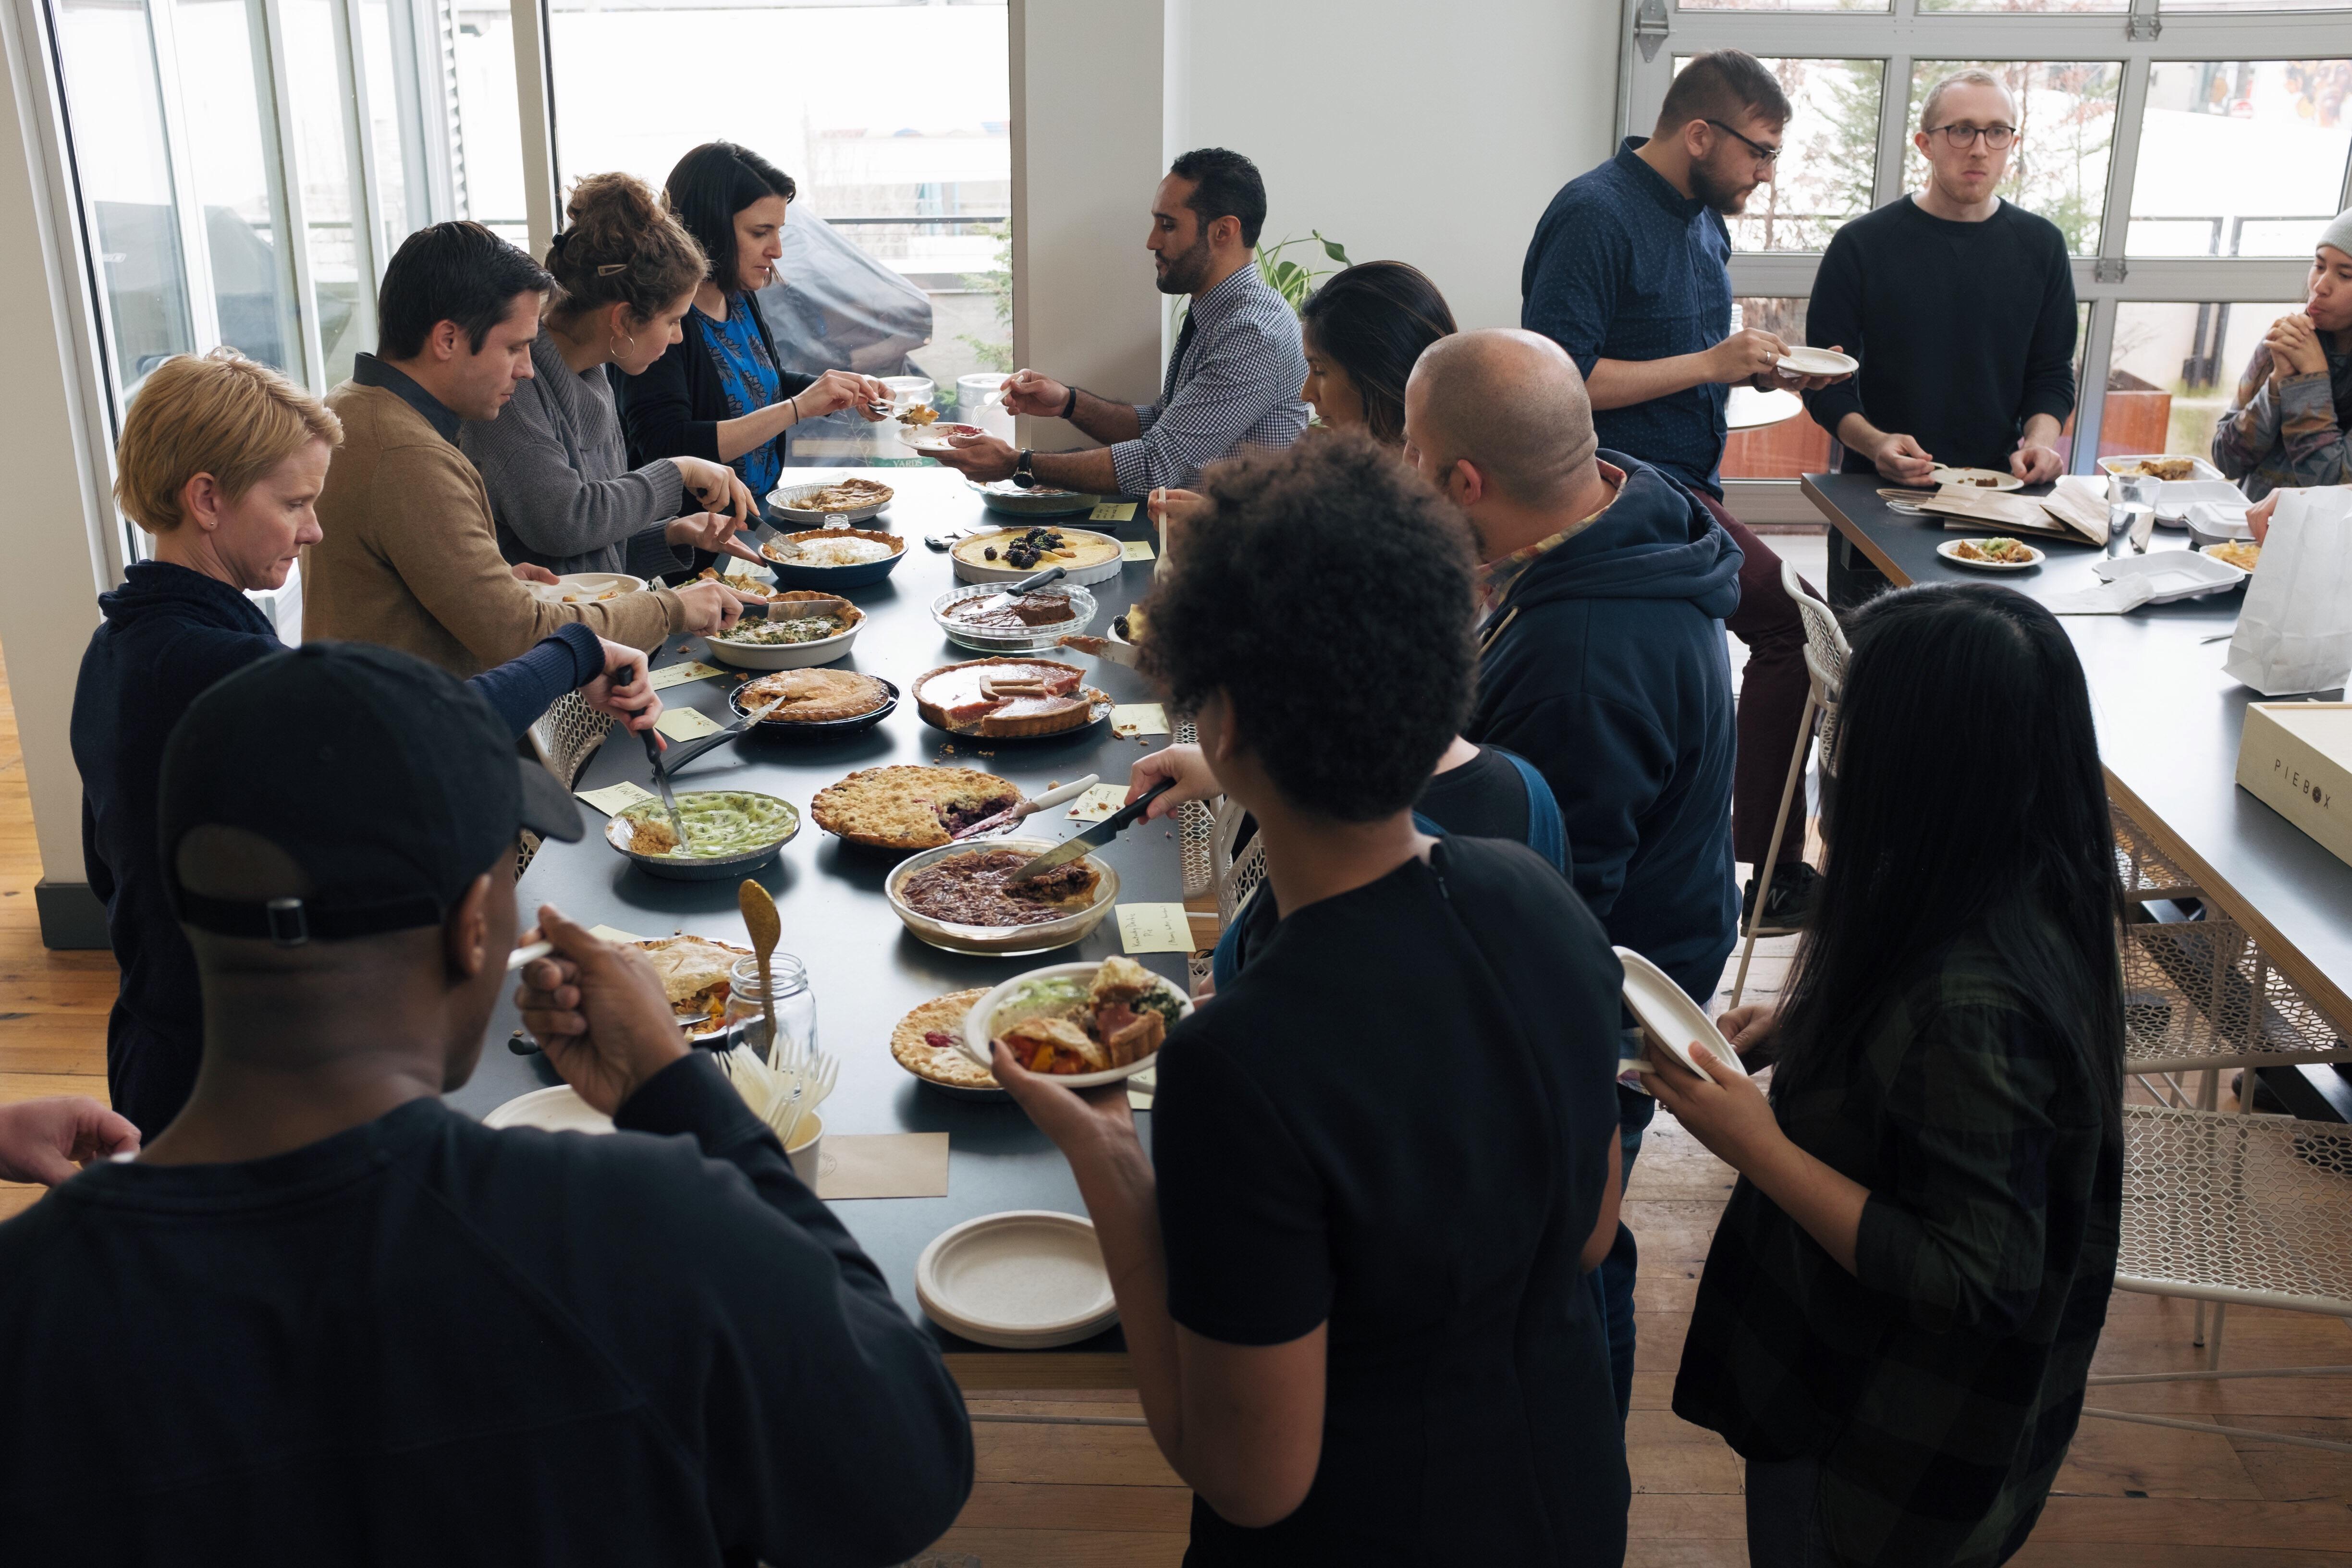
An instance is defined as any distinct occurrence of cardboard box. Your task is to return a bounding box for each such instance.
[2237,702,2352,869]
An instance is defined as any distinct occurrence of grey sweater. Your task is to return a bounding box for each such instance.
[461,331,692,579]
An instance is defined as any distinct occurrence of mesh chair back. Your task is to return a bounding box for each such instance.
[528,691,614,792]
[1781,558,1849,777]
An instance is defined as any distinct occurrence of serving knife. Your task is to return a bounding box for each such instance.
[1004,777,1175,884]
[645,692,794,784]
[949,773,1101,841]
[641,730,692,846]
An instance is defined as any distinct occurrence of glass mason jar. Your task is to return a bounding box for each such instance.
[723,954,818,1063]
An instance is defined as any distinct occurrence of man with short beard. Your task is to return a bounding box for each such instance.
[1521,49,1836,948]
[930,147,1310,496]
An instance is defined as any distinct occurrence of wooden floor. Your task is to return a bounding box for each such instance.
[2,650,2348,1564]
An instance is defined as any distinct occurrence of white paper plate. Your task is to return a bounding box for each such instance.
[526,571,645,606]
[905,422,987,454]
[2092,549,2246,602]
[1937,538,2044,572]
[1930,466,2023,492]
[1775,345,1857,377]
[916,1210,1118,1348]
[961,960,1188,1087]
[482,1084,614,1134]
[1616,948,1748,1092]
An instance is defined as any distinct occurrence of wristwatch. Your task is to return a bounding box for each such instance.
[1012,449,1038,490]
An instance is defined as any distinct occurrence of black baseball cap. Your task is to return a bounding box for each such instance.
[159,641,583,945]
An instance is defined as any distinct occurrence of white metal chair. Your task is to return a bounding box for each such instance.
[1727,558,1845,1006]
[1182,794,1269,996]
[516,692,615,879]
[1174,719,1216,898]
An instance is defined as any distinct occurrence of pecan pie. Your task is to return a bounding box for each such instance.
[737,668,890,723]
[913,658,1106,738]
[809,765,1025,849]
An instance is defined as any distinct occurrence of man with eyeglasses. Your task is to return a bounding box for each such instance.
[1804,68,2079,607]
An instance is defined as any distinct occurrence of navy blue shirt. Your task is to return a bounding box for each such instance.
[1522,138,1734,498]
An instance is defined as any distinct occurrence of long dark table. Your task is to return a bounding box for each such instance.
[1803,471,2352,1034]
[445,466,1177,1387]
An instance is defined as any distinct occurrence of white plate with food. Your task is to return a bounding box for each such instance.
[2092,549,2246,602]
[890,988,1006,1100]
[526,571,644,606]
[915,1210,1117,1348]
[959,956,1188,1088]
[1775,345,1857,378]
[904,422,986,455]
[1937,537,2043,572]
[704,597,864,671]
[605,790,800,880]
[1615,947,1748,1091]
[1930,466,2023,492]
[768,478,893,525]
[952,525,1126,587]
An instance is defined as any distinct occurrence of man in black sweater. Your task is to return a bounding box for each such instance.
[1803,68,2078,605]
[0,643,972,1567]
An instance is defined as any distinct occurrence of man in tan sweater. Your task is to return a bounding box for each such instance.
[306,222,742,675]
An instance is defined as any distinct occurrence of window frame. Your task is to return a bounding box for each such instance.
[1621,0,2352,511]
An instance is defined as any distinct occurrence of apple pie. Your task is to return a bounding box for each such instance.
[914,658,1106,738]
[809,765,1026,849]
[736,667,890,724]
[634,934,753,1036]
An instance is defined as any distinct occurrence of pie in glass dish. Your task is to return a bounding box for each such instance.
[809,765,1026,849]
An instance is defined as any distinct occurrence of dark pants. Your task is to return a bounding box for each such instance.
[1690,492,1814,870]
[1745,1456,1832,1568]
[1589,1074,1657,1426]
[106,1009,200,1140]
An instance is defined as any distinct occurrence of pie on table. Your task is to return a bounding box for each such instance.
[952,527,1121,574]
[914,658,1106,738]
[810,765,1025,849]
[776,478,893,513]
[633,934,752,1035]
[890,988,998,1091]
[737,668,890,723]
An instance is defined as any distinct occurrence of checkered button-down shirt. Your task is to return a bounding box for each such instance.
[1112,266,1311,496]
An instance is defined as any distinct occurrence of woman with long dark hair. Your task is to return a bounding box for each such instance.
[617,142,890,502]
[1298,260,1458,446]
[1647,582,2123,1568]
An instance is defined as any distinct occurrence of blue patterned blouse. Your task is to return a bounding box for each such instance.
[698,294,784,498]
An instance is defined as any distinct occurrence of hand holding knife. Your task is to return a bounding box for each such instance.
[1004,777,1176,883]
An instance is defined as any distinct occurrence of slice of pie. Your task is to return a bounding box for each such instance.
[737,667,890,724]
[634,934,753,1036]
[914,658,1106,738]
[809,765,1026,849]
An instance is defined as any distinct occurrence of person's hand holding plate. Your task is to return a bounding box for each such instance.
[931,431,1019,482]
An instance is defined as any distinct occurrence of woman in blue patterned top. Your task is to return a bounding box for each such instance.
[617,142,890,500]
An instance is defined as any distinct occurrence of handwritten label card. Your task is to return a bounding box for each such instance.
[576,780,657,817]
[655,706,725,742]
[1117,902,1193,955]
[1089,502,1138,523]
[1110,703,1169,738]
[1065,783,1130,822]
[649,661,723,691]
[1120,538,1156,562]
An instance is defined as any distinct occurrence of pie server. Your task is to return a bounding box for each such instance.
[1054,634,1141,670]
[949,773,1101,841]
[1003,777,1174,884]
[645,692,793,784]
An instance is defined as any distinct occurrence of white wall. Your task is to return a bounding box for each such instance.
[1164,0,1623,333]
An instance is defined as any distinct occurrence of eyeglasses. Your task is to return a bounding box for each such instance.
[1924,123,2018,150]
[1703,119,1781,168]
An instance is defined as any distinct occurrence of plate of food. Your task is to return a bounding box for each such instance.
[959,956,1188,1086]
[605,790,800,880]
[1938,537,2043,571]
[915,1210,1117,1348]
[886,838,1120,956]
[890,988,1005,1099]
[634,933,755,1040]
[969,478,1101,517]
[760,526,906,589]
[931,583,1096,653]
[1616,947,1748,1093]
[1930,466,2023,492]
[526,570,644,606]
[913,657,1111,740]
[704,592,865,671]
[2201,539,2261,573]
[904,421,986,455]
[768,478,893,525]
[952,526,1126,586]
[2098,454,2226,483]
[810,765,1027,850]
[726,668,896,735]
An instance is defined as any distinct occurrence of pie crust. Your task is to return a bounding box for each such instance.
[633,934,752,1035]
[737,667,890,724]
[952,527,1121,573]
[889,988,999,1091]
[809,765,1025,849]
[914,657,1107,738]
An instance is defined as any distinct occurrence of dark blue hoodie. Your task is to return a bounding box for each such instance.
[1467,454,1742,1002]
[71,561,601,1134]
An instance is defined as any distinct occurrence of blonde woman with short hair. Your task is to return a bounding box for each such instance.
[73,347,662,1137]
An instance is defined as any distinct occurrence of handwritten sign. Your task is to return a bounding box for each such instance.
[649,661,723,691]
[1121,538,1156,562]
[575,780,657,817]
[1111,703,1169,738]
[1065,783,1130,822]
[655,706,725,742]
[1089,502,1138,523]
[1117,902,1193,955]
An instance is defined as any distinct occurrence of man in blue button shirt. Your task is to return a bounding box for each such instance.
[1522,49,1843,941]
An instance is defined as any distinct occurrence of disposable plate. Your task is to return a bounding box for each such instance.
[960,960,1188,1086]
[1937,538,2043,573]
[916,1211,1118,1348]
[2092,550,2246,603]
[1929,466,2023,492]
[482,1084,613,1134]
[1616,947,1748,1094]
[1775,345,1857,377]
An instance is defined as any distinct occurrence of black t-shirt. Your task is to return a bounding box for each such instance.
[0,1055,973,1566]
[1154,837,1629,1564]
[1803,196,2078,473]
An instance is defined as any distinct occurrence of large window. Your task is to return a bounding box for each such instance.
[1629,1,2352,490]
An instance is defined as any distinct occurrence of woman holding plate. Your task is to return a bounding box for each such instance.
[1649,583,2122,1568]
[618,142,893,506]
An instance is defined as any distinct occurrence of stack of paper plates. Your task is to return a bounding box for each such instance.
[915,1210,1118,1348]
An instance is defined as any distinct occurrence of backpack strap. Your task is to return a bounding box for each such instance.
[1500,750,1569,874]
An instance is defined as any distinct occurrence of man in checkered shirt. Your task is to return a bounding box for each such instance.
[932,147,1311,497]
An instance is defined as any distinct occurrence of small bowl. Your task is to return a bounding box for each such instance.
[726,674,898,738]
[761,527,906,589]
[605,793,800,881]
[959,960,1191,1088]
[705,594,865,671]
[884,837,1119,957]
[931,583,1097,653]
[527,570,644,605]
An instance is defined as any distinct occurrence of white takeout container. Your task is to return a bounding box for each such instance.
[959,960,1190,1087]
[2092,549,2246,603]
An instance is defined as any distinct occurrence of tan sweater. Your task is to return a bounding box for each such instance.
[304,382,682,676]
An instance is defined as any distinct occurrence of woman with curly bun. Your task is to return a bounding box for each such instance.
[460,171,763,580]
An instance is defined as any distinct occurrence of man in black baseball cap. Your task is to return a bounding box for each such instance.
[0,643,973,1564]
